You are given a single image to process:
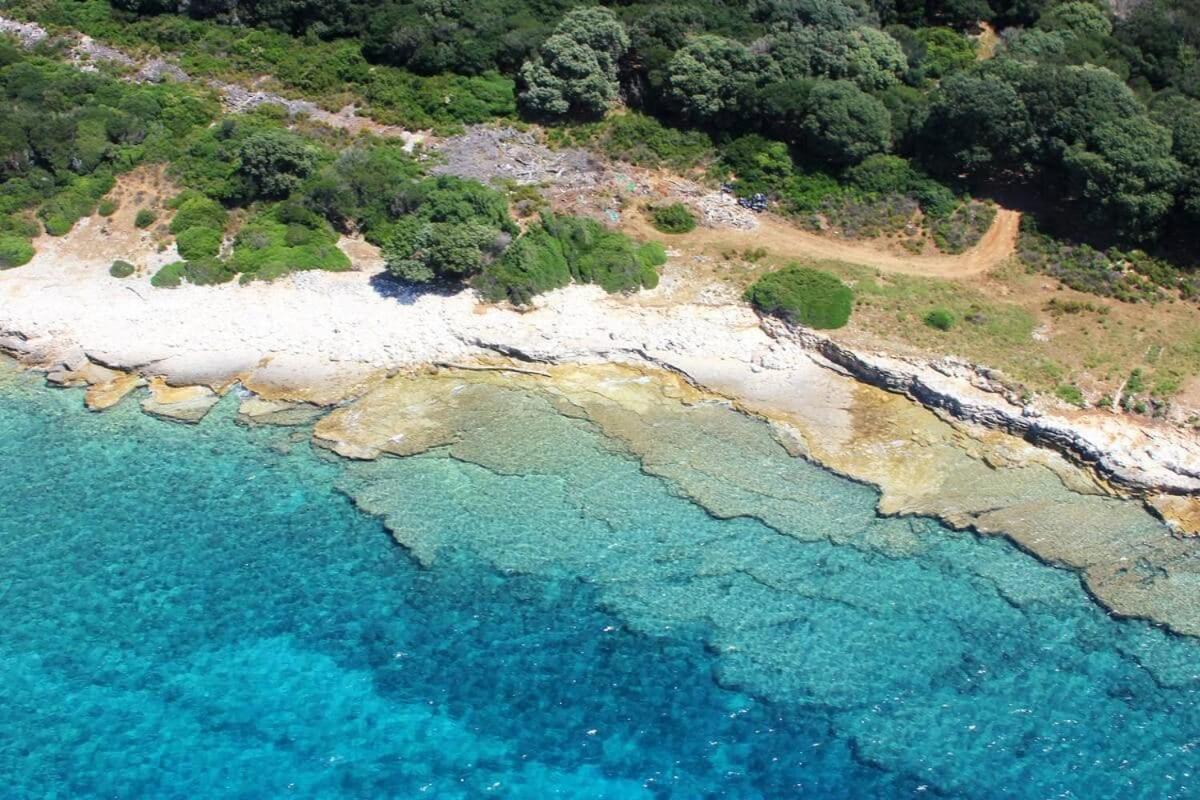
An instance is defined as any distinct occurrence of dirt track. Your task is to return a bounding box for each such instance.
[621,207,1021,279]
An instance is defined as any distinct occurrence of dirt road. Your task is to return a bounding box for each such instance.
[621,207,1021,279]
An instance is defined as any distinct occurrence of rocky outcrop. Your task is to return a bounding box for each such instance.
[140,378,220,424]
[765,318,1200,497]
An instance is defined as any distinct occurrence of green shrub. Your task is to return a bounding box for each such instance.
[380,176,517,283]
[150,261,186,288]
[744,265,853,330]
[845,155,921,195]
[1055,384,1086,406]
[135,209,158,229]
[475,215,663,304]
[182,257,236,285]
[649,203,697,234]
[175,226,223,259]
[39,191,98,236]
[98,199,118,217]
[109,259,136,278]
[0,236,35,269]
[720,135,795,196]
[550,114,714,171]
[169,195,228,235]
[1,216,41,239]
[1017,222,1170,302]
[924,308,955,331]
[229,202,351,280]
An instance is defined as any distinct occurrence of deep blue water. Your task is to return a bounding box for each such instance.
[1,367,1198,799]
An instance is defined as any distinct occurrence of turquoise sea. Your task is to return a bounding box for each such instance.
[1,363,1199,799]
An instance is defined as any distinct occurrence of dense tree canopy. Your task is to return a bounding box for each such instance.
[518,7,630,119]
[665,35,775,124]
[800,80,892,166]
[18,0,1200,254]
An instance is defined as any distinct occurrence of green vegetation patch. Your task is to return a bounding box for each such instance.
[547,113,715,172]
[380,176,517,285]
[150,261,186,288]
[923,308,955,331]
[109,259,135,278]
[1055,383,1086,406]
[168,194,228,236]
[0,48,218,246]
[0,235,35,269]
[230,202,349,282]
[475,215,663,305]
[744,265,853,330]
[1017,221,1198,303]
[150,258,236,288]
[648,203,697,234]
[135,209,158,229]
[931,200,996,254]
[175,226,222,259]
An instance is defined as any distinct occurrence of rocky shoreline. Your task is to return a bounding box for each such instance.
[3,277,1198,503]
[766,321,1200,496]
[6,270,1200,634]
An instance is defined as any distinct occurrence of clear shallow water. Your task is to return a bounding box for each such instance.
[1,367,1198,799]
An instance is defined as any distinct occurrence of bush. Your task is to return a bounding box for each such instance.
[649,203,697,234]
[109,259,136,278]
[380,176,516,284]
[150,261,186,288]
[744,265,853,329]
[1055,384,1086,406]
[98,199,118,217]
[40,191,99,236]
[0,236,35,269]
[924,308,955,330]
[845,155,921,195]
[175,226,223,259]
[182,257,236,285]
[229,202,351,280]
[169,196,228,235]
[931,200,996,253]
[475,215,662,304]
[135,209,158,229]
[150,258,235,287]
[549,114,715,171]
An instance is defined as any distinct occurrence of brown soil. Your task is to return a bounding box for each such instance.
[975,22,1001,60]
[35,165,177,271]
[620,207,1021,280]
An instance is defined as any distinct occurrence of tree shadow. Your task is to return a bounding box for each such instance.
[368,271,465,305]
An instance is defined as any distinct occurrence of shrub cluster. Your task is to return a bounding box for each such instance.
[0,235,35,269]
[1018,220,1198,303]
[744,265,854,330]
[475,215,664,305]
[649,203,697,234]
[931,200,997,254]
[378,176,517,285]
[230,202,349,282]
[547,113,715,172]
[150,258,236,288]
[0,48,216,260]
